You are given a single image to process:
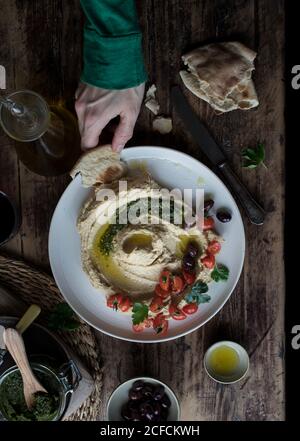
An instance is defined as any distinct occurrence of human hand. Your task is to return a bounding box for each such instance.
[75,82,145,151]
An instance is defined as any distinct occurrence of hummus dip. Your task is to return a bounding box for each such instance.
[77,171,217,301]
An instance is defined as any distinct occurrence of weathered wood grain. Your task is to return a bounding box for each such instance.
[0,0,285,420]
[0,0,82,267]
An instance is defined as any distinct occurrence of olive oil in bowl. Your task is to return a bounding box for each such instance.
[204,341,249,384]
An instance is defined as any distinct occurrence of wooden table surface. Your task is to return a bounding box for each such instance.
[0,0,285,420]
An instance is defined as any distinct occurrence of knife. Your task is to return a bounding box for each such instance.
[0,304,41,366]
[171,86,265,225]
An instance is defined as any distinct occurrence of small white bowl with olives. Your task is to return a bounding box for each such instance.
[107,377,180,421]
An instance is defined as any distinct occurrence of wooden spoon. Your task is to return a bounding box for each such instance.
[3,328,47,410]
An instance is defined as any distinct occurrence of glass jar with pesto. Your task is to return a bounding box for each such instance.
[0,361,81,421]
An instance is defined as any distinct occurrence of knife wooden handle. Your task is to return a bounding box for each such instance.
[219,162,265,225]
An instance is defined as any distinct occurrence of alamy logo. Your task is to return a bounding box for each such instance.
[0,65,6,89]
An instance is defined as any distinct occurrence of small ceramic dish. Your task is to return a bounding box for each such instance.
[107,376,180,421]
[204,340,249,384]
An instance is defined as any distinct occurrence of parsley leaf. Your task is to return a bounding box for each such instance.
[242,143,267,169]
[132,303,149,325]
[48,303,80,332]
[185,282,211,305]
[211,264,229,282]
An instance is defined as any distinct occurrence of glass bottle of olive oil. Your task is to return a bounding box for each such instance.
[0,90,81,176]
[14,103,81,177]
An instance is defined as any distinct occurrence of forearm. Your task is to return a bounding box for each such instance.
[80,0,147,89]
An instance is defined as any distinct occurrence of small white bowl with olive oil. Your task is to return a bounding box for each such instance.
[204,341,249,384]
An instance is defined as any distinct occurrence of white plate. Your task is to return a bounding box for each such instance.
[49,146,245,343]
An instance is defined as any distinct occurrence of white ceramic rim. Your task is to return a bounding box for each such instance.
[106,376,181,421]
[203,340,250,384]
[49,146,246,343]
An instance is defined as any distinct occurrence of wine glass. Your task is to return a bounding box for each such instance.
[0,90,50,142]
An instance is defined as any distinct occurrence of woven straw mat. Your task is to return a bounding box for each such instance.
[0,254,103,421]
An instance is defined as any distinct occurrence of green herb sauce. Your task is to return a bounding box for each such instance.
[0,370,59,421]
[99,197,183,256]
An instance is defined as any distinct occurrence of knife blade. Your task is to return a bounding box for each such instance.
[0,304,41,367]
[171,86,265,225]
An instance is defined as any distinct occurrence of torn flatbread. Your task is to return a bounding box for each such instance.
[144,84,160,115]
[152,116,173,134]
[180,42,259,113]
[70,145,126,187]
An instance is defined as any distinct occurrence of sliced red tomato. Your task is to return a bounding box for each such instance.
[159,270,171,292]
[106,293,123,310]
[203,217,215,231]
[182,303,198,315]
[207,240,221,255]
[153,314,169,335]
[155,284,170,299]
[119,296,132,312]
[201,254,215,269]
[171,275,185,294]
[132,323,145,333]
[150,296,164,313]
[169,304,187,320]
[143,318,153,328]
[182,270,196,285]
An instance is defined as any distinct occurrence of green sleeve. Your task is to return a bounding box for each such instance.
[80,0,147,89]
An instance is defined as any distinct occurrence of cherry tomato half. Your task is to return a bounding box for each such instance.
[132,323,145,333]
[182,270,196,285]
[171,275,185,294]
[182,303,198,315]
[150,296,164,313]
[143,318,153,328]
[119,296,132,312]
[159,270,171,292]
[169,304,187,320]
[207,240,221,255]
[203,217,215,231]
[201,254,215,269]
[153,314,169,335]
[107,293,123,310]
[155,284,170,299]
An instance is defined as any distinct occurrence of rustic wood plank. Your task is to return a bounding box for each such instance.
[0,0,83,267]
[0,0,285,421]
[0,1,22,257]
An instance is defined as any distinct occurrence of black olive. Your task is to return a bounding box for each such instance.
[132,380,144,391]
[127,400,139,412]
[131,410,142,421]
[121,404,132,421]
[183,254,196,272]
[152,401,162,416]
[145,410,156,421]
[140,402,155,420]
[161,393,171,408]
[128,388,142,400]
[153,385,165,401]
[139,399,151,416]
[186,242,199,258]
[161,408,169,421]
[142,384,154,397]
[204,199,214,213]
[217,210,232,223]
[123,381,171,422]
